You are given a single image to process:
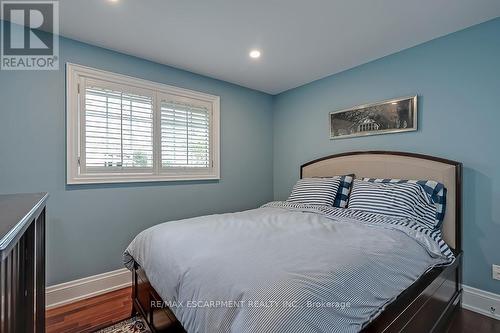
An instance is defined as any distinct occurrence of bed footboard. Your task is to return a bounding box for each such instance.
[131,262,185,333]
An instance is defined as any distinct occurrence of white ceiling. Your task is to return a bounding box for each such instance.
[58,0,500,94]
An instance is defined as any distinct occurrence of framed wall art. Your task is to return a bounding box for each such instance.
[329,96,417,139]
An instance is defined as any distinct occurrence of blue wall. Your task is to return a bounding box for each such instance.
[0,36,274,285]
[273,18,500,294]
[1,18,499,294]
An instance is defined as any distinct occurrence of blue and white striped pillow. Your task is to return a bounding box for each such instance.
[349,179,437,229]
[333,175,354,208]
[363,178,446,228]
[288,177,341,206]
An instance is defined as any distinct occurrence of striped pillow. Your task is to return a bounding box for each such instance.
[363,178,446,228]
[349,179,437,229]
[288,177,341,206]
[333,175,354,208]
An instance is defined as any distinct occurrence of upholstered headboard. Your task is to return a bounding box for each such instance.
[301,151,462,251]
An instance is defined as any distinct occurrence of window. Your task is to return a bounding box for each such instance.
[67,64,220,184]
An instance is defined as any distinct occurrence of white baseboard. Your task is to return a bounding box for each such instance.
[462,285,500,320]
[46,268,132,309]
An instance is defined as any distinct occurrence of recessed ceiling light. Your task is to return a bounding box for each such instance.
[249,50,261,59]
[391,102,397,105]
[109,0,119,3]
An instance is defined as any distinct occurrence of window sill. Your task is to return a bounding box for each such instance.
[66,173,220,185]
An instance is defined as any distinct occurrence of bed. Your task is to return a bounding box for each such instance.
[124,151,462,333]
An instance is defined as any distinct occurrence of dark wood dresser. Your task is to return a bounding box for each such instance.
[0,193,48,333]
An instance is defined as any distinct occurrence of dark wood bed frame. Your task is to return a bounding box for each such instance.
[131,151,463,333]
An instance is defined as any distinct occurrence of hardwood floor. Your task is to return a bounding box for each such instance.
[46,287,499,333]
[45,287,132,333]
[446,308,500,333]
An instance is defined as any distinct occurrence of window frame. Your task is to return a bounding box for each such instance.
[66,63,220,185]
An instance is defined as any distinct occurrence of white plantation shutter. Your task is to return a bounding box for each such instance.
[160,99,211,169]
[83,82,154,171]
[67,64,219,184]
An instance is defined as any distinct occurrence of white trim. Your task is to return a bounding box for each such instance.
[46,268,132,309]
[66,63,220,101]
[66,63,221,185]
[462,285,500,320]
[66,173,220,185]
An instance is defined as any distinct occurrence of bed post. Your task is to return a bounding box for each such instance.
[131,262,138,318]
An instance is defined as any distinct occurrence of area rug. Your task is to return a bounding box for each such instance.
[95,316,150,333]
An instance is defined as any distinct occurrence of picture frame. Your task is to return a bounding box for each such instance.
[329,96,417,139]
